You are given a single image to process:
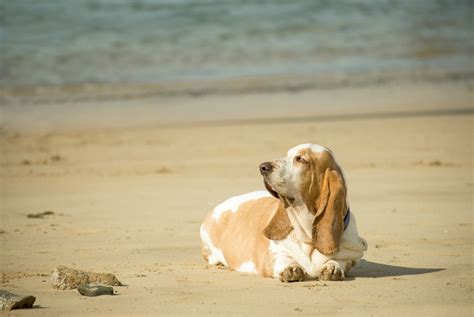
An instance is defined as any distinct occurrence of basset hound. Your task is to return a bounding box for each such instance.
[200,144,367,282]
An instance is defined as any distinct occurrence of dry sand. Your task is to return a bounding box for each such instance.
[0,82,473,316]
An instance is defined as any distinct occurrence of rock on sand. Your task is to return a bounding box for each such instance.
[0,290,36,311]
[51,266,122,290]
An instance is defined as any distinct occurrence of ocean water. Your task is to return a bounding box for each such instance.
[2,0,473,90]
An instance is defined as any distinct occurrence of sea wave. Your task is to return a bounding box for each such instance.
[2,0,473,94]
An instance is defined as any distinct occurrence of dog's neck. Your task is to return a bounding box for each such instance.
[285,198,315,244]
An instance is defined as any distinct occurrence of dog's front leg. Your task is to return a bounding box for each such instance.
[317,259,349,281]
[279,263,306,282]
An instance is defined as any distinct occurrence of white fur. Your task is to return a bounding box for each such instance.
[270,212,366,278]
[269,232,315,278]
[200,224,227,266]
[287,143,328,156]
[285,203,315,243]
[339,212,368,252]
[212,191,270,221]
[237,261,258,274]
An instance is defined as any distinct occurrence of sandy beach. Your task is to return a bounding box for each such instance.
[0,82,472,316]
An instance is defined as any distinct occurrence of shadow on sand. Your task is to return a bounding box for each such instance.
[350,259,444,278]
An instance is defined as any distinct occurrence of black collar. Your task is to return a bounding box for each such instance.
[343,209,350,231]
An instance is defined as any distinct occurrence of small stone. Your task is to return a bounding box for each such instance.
[429,160,442,166]
[27,211,55,219]
[50,155,62,162]
[0,290,36,311]
[155,167,172,174]
[77,284,114,297]
[51,266,122,290]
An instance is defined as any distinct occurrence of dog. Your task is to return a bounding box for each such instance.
[200,144,367,282]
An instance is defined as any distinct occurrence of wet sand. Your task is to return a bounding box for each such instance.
[0,82,472,316]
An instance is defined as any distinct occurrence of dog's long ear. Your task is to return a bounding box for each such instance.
[312,168,346,255]
[263,201,293,240]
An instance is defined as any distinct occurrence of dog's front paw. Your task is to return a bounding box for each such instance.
[279,264,306,283]
[318,261,345,281]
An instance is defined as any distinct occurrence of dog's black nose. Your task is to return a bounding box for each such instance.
[259,162,273,175]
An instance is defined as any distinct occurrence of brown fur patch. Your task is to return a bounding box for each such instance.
[292,148,346,255]
[312,168,346,255]
[262,201,293,240]
[202,197,283,277]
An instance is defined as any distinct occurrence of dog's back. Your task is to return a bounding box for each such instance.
[200,191,278,277]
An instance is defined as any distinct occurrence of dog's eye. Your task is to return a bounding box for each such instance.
[295,155,306,163]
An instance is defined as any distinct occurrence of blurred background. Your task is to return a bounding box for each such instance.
[2,0,473,97]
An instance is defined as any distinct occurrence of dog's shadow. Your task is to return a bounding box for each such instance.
[349,259,444,278]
